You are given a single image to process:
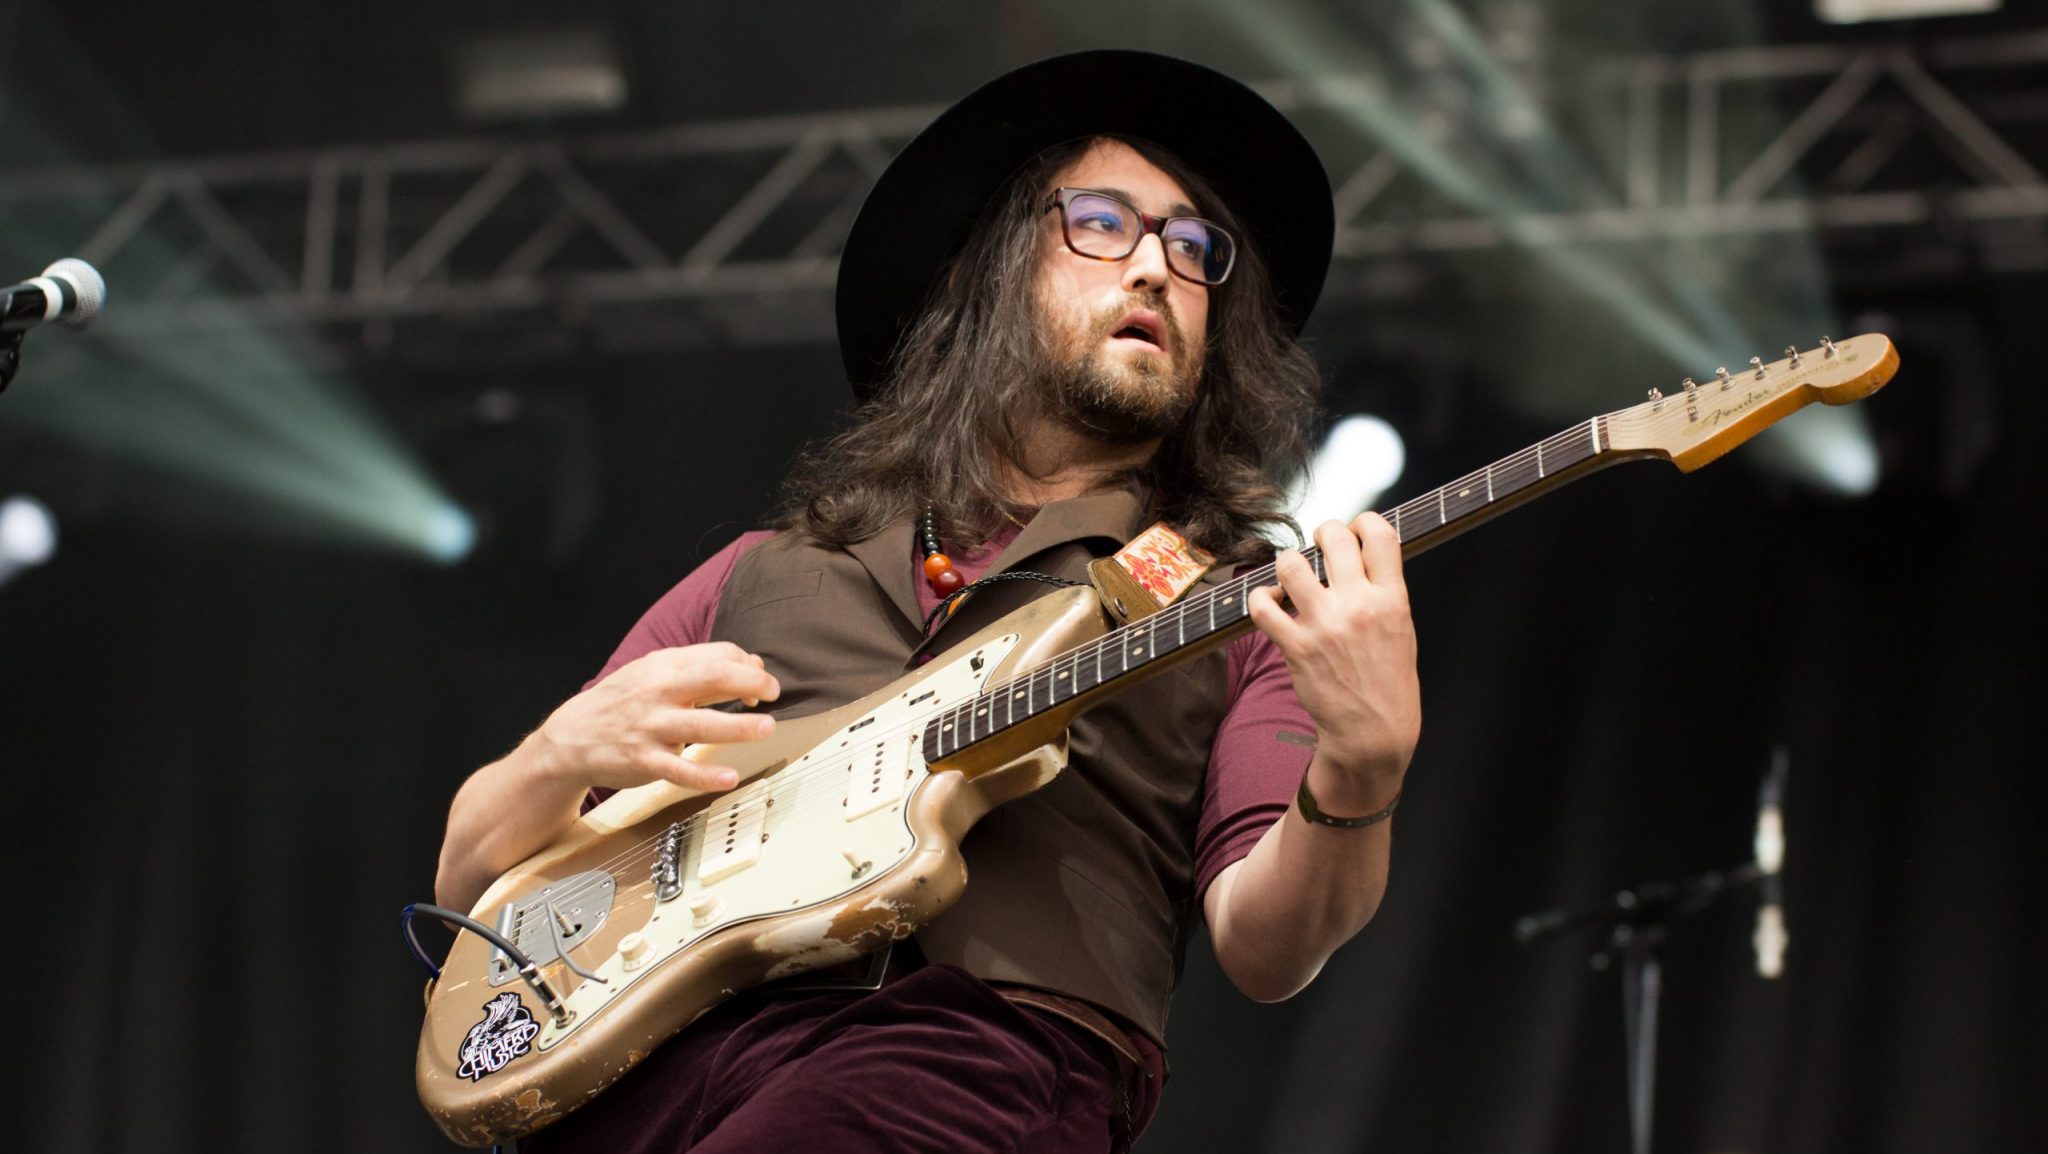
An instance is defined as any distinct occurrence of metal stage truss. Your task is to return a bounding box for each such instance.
[2,28,2044,354]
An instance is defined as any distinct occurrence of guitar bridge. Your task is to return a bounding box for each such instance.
[487,870,617,986]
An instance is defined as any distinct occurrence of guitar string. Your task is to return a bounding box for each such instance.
[505,416,1615,921]
[514,570,1264,921]
[515,542,1280,914]
[504,397,1722,924]
[515,540,1293,921]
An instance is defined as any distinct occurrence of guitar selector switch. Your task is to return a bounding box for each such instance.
[844,848,874,878]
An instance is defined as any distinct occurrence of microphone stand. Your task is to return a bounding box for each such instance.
[1515,860,1765,1154]
[0,330,22,394]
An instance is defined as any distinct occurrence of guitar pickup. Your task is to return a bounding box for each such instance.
[845,734,912,821]
[696,794,767,884]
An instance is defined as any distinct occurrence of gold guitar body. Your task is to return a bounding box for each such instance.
[417,586,1112,1147]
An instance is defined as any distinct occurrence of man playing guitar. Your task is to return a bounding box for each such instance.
[434,50,1421,1152]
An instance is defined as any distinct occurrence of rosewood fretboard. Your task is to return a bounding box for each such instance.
[921,416,1631,763]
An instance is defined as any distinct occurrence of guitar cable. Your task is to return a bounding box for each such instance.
[402,902,573,1027]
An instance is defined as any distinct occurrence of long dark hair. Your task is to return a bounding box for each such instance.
[777,136,1321,566]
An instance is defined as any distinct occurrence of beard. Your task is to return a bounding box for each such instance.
[1039,294,1203,442]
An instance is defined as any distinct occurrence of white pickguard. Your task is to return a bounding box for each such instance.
[535,632,1022,1049]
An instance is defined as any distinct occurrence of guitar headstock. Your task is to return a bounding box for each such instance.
[1603,334,1899,473]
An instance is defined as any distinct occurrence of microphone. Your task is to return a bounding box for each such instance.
[1752,746,1789,978]
[1,259,106,334]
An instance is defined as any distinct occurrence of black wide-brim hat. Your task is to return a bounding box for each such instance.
[836,49,1333,399]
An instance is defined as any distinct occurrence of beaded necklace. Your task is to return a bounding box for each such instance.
[916,507,965,596]
[914,506,1083,639]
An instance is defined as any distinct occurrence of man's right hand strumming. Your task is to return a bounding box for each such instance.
[433,641,780,914]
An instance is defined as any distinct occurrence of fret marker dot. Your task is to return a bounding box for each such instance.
[1057,670,1068,679]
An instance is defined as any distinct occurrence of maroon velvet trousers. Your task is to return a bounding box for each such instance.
[519,964,1154,1154]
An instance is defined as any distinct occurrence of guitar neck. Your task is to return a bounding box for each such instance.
[921,415,1645,763]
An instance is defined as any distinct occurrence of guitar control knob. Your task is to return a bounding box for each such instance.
[619,932,652,971]
[689,894,721,928]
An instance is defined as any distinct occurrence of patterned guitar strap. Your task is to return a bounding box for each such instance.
[1087,522,1217,624]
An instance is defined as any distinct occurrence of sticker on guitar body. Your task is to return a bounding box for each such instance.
[457,993,540,1081]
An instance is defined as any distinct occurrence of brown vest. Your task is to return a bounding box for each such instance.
[707,489,1230,1045]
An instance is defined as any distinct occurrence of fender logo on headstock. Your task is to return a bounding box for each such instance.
[1698,386,1776,430]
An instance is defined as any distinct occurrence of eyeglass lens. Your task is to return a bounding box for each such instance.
[1060,192,1235,285]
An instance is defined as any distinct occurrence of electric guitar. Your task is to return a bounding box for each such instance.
[416,334,1898,1145]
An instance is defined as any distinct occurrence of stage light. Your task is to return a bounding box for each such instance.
[455,27,628,122]
[1817,0,1999,23]
[1751,406,1882,497]
[423,504,479,566]
[0,494,57,588]
[1289,415,1408,536]
[0,13,473,566]
[1198,0,1883,499]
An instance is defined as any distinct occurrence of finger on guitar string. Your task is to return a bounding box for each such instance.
[1312,519,1367,595]
[1349,512,1407,593]
[1247,567,1308,649]
[638,747,745,792]
[1269,547,1328,619]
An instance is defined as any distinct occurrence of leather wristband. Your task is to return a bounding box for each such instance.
[1295,768,1401,828]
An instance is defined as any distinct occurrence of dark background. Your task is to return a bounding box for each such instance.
[3,2,2043,1151]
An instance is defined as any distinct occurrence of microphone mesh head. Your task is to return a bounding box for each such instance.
[43,258,105,328]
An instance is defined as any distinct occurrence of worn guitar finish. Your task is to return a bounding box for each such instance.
[418,335,1898,1145]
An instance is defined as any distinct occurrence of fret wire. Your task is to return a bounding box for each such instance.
[940,416,1637,758]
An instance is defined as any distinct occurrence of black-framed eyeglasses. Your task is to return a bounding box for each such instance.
[1045,187,1237,287]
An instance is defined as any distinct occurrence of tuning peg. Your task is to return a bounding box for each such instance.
[1785,345,1801,367]
[1750,356,1766,379]
[1716,366,1733,390]
[1647,387,1664,410]
[1820,335,1837,358]
[1683,378,1700,421]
